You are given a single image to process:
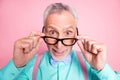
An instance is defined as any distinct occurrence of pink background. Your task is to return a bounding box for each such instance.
[0,0,120,71]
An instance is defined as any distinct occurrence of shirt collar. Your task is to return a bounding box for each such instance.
[50,54,71,66]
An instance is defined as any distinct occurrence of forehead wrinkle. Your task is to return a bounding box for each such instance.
[45,11,76,28]
[63,26,75,30]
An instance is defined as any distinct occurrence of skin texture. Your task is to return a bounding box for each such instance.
[13,10,107,70]
[13,32,45,67]
[77,35,107,70]
[44,11,77,61]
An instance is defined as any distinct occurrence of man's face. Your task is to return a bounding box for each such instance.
[44,10,77,61]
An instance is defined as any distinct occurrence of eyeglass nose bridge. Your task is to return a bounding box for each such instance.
[54,38,65,45]
[54,38,78,46]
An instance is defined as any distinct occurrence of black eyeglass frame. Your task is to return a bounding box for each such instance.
[42,36,78,46]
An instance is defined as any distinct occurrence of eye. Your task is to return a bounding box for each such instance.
[66,31,73,35]
[49,30,57,35]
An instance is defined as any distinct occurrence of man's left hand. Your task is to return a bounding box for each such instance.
[77,35,107,70]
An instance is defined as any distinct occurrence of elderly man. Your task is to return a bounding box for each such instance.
[0,3,120,80]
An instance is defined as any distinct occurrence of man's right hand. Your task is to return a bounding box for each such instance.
[13,31,45,67]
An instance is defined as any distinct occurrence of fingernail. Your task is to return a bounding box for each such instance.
[81,39,84,43]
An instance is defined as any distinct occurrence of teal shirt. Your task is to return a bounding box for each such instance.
[0,50,120,80]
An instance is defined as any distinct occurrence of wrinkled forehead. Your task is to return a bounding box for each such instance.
[44,11,76,30]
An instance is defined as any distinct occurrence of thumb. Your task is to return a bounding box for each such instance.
[36,35,44,50]
[77,36,85,53]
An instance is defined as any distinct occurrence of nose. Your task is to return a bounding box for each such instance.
[55,34,64,49]
[55,40,63,49]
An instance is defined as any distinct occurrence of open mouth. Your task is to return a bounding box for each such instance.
[52,48,67,56]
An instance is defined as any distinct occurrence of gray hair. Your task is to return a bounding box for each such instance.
[43,3,78,25]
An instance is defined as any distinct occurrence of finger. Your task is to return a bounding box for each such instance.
[19,41,31,53]
[31,33,44,51]
[29,35,44,48]
[97,48,103,52]
[22,36,44,56]
[22,38,35,50]
[84,39,89,51]
[29,31,45,47]
[91,43,103,54]
[28,36,39,48]
[29,31,41,37]
[31,36,44,54]
[36,36,44,49]
[91,43,98,54]
[29,31,45,37]
[87,40,96,53]
[77,36,85,53]
[78,35,97,53]
[77,40,84,52]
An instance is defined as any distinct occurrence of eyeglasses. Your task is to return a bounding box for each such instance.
[42,36,78,46]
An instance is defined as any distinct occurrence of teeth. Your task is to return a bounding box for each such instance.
[56,51,63,52]
[54,49,64,53]
[52,49,65,54]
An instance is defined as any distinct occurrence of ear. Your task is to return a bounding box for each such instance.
[76,27,79,35]
[42,26,45,33]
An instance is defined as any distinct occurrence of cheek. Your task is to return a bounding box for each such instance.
[66,46,72,52]
[66,46,72,49]
[47,45,52,50]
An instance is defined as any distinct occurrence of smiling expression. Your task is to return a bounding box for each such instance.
[44,10,77,61]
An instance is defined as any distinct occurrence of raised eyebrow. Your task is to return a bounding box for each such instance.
[45,26,58,30]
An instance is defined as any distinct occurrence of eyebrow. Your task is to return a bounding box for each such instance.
[64,26,75,30]
[46,26,56,30]
[46,25,75,31]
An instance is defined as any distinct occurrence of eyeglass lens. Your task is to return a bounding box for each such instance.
[42,36,78,46]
